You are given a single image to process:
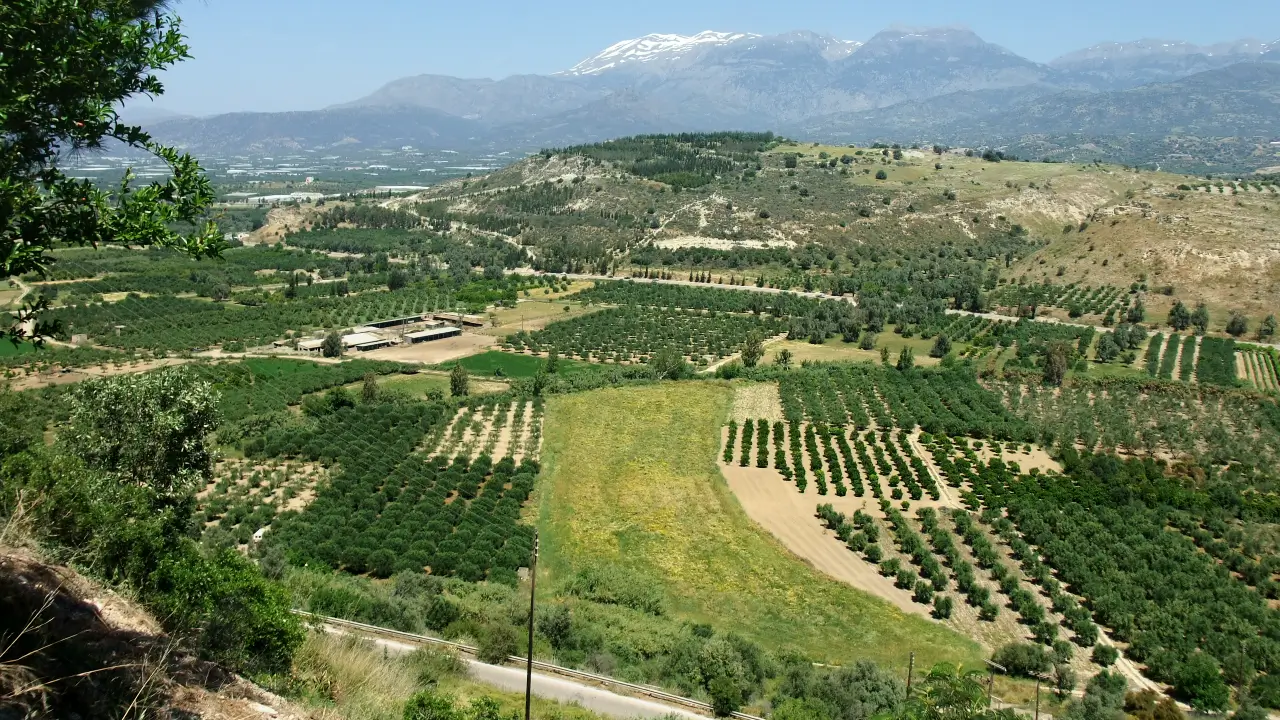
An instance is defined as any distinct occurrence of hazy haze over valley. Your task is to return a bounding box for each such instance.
[141,25,1280,172]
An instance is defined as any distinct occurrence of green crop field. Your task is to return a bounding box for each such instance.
[535,381,982,668]
[0,341,34,357]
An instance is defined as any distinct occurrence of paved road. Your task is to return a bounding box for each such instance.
[323,626,704,720]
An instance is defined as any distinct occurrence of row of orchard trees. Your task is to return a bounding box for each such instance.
[981,453,1280,712]
[778,364,1032,441]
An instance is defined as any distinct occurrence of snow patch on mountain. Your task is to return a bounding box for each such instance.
[816,37,863,61]
[559,31,761,76]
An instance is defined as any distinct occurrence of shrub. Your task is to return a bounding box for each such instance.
[992,642,1050,677]
[403,690,461,720]
[875,170,887,180]
[149,547,303,675]
[424,595,461,632]
[1091,644,1119,667]
[708,674,745,717]
[929,334,951,358]
[476,622,520,664]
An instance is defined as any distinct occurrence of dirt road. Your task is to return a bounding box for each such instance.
[719,462,929,617]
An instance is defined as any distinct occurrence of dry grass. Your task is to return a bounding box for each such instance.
[478,297,602,338]
[765,333,942,368]
[291,633,421,720]
[293,632,610,720]
[730,382,784,422]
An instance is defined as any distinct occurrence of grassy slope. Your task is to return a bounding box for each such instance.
[297,632,611,720]
[535,381,982,669]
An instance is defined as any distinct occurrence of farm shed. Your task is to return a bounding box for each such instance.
[341,332,394,351]
[297,338,324,352]
[405,326,462,343]
[434,312,486,327]
[366,314,429,329]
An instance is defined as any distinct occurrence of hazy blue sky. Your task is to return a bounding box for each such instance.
[151,0,1280,116]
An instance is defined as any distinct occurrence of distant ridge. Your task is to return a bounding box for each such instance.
[146,26,1280,172]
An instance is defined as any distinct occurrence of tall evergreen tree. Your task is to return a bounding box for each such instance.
[1169,301,1192,331]
[450,362,470,397]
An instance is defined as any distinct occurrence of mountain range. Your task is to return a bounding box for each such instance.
[146,27,1280,171]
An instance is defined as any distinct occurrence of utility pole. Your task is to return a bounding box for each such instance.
[1035,674,1042,720]
[524,529,539,720]
[984,660,1005,708]
[905,652,915,697]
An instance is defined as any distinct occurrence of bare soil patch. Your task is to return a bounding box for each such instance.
[655,235,795,250]
[363,334,494,364]
[969,442,1062,475]
[720,462,928,617]
[490,403,520,459]
[9,357,193,391]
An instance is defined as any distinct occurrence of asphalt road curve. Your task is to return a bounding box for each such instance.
[323,625,704,719]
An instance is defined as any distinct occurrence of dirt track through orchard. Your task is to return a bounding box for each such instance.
[719,463,928,617]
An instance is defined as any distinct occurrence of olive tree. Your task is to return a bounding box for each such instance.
[1168,301,1191,331]
[67,367,218,501]
[2,0,221,343]
[321,331,343,358]
[1226,312,1248,338]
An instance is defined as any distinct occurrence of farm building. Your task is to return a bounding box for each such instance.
[405,326,462,343]
[297,338,324,352]
[366,314,430,329]
[434,312,486,327]
[342,332,394,351]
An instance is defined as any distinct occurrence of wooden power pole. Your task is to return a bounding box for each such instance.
[524,530,539,720]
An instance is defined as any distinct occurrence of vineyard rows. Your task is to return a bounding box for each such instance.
[1175,336,1194,382]
[1195,337,1237,387]
[1239,348,1280,391]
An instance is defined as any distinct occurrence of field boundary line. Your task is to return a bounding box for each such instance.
[292,610,765,720]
